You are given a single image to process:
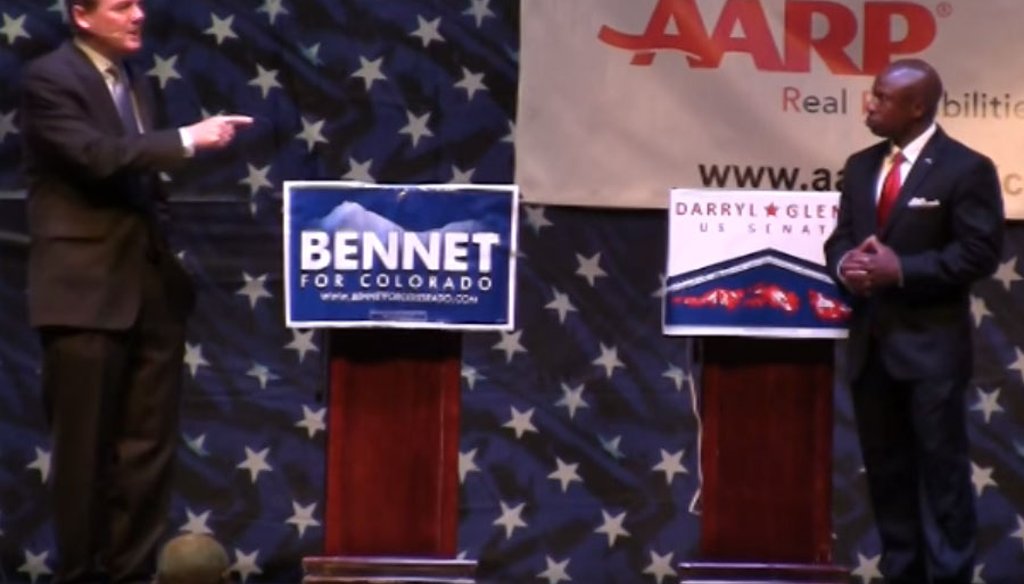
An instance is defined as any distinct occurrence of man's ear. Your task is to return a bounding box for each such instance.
[71,5,92,33]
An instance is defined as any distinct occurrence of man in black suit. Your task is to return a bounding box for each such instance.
[825,59,1004,583]
[19,0,252,582]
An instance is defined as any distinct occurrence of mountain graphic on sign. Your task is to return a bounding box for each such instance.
[318,200,487,235]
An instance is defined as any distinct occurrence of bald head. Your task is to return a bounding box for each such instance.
[156,534,229,584]
[865,59,944,146]
[884,59,943,119]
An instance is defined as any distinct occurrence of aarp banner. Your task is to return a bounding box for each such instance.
[284,182,518,330]
[664,189,850,338]
[518,0,1024,216]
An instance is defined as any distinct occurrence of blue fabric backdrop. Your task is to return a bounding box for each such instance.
[0,1,1022,583]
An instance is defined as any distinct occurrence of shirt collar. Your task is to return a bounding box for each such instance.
[73,38,119,82]
[893,122,937,165]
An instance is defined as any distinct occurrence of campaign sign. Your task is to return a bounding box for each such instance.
[664,189,850,338]
[284,182,518,330]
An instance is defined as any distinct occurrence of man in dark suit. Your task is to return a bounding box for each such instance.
[824,59,1004,583]
[19,0,252,582]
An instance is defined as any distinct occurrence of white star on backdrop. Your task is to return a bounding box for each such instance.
[351,56,387,90]
[555,382,588,419]
[592,343,624,378]
[295,405,326,438]
[0,13,30,45]
[463,0,495,27]
[971,387,1004,423]
[343,157,375,182]
[643,550,676,584]
[492,329,526,363]
[257,0,288,25]
[18,550,52,584]
[492,501,527,539]
[1011,515,1024,551]
[237,447,274,483]
[180,508,214,535]
[503,406,538,439]
[970,295,992,326]
[662,363,693,391]
[461,364,484,390]
[971,462,997,497]
[184,433,210,457]
[547,457,582,493]
[1007,348,1024,384]
[523,205,553,234]
[248,65,282,99]
[850,552,882,583]
[27,447,50,483]
[453,67,487,99]
[545,288,577,324]
[237,272,272,309]
[1014,440,1024,459]
[301,43,323,66]
[296,117,328,152]
[183,342,210,378]
[247,362,279,390]
[652,449,688,485]
[594,510,630,547]
[973,563,986,584]
[0,110,17,143]
[285,501,320,537]
[651,272,666,299]
[575,252,607,286]
[49,0,67,21]
[537,556,571,584]
[502,119,515,143]
[147,54,182,89]
[399,110,433,148]
[204,13,237,45]
[231,549,263,584]
[449,164,476,183]
[410,15,444,47]
[285,328,319,363]
[600,435,625,460]
[239,163,273,196]
[993,256,1021,291]
[459,448,480,483]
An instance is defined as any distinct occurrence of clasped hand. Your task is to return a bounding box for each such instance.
[839,235,901,296]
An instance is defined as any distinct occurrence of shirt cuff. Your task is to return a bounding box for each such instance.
[179,128,195,158]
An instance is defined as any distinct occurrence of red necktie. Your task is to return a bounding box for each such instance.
[876,150,904,228]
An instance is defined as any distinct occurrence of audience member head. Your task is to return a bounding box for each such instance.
[155,534,230,584]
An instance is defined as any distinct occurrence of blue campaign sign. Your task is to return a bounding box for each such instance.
[284,182,518,330]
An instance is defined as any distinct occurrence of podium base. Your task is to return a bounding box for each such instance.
[678,562,848,584]
[303,556,476,583]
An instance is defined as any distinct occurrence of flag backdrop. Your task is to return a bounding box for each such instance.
[516,0,1024,216]
[1,1,1024,583]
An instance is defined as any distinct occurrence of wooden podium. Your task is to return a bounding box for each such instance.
[302,329,476,584]
[678,337,848,584]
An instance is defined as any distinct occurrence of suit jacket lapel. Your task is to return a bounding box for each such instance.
[125,62,156,132]
[66,42,125,134]
[880,129,945,238]
[856,142,888,235]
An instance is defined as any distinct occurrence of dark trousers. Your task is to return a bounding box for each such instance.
[41,260,187,584]
[852,348,976,584]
